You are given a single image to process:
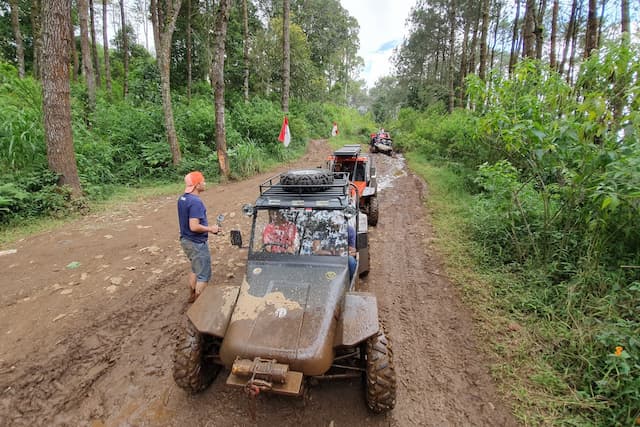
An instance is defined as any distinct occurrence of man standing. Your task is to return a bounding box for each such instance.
[177,171,221,303]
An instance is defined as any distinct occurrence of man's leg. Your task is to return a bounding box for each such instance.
[193,241,212,297]
[181,238,199,302]
[187,272,197,303]
[195,280,208,295]
[189,271,196,290]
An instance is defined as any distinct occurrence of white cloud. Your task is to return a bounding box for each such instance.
[340,0,416,88]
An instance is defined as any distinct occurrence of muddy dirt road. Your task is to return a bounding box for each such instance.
[0,140,516,426]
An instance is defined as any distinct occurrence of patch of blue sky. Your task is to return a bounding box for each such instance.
[377,40,400,53]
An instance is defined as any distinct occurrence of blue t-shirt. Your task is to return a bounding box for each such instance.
[177,193,209,243]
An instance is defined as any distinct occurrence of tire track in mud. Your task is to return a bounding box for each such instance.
[0,269,183,426]
[366,153,516,426]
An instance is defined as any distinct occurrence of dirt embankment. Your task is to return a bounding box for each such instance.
[0,140,517,426]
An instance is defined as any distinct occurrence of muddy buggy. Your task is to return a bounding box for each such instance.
[325,145,379,226]
[369,131,393,155]
[172,169,396,414]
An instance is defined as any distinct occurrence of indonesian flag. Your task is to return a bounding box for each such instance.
[278,116,291,147]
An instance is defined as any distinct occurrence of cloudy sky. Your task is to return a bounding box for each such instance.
[340,0,417,88]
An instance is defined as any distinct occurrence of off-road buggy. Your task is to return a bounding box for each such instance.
[369,131,393,155]
[325,145,379,226]
[172,169,396,414]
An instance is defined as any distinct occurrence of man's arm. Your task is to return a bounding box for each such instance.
[189,218,220,234]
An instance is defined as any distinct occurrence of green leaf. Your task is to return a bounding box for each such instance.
[601,195,620,211]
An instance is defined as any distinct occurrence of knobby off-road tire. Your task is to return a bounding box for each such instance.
[173,319,221,393]
[368,195,379,226]
[280,169,334,193]
[363,327,397,413]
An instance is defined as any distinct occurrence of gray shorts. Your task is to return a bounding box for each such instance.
[180,238,212,283]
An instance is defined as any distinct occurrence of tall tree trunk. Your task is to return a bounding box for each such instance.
[613,0,629,121]
[458,17,470,106]
[103,0,112,96]
[549,0,559,70]
[120,0,129,97]
[478,0,490,80]
[154,0,183,165]
[89,0,101,87]
[596,0,607,48]
[242,0,250,102]
[186,0,192,101]
[583,0,598,58]
[150,0,161,55]
[205,0,215,94]
[522,0,536,58]
[490,1,502,71]
[78,0,96,109]
[468,4,481,76]
[70,3,79,81]
[509,0,521,74]
[621,0,629,35]
[282,0,290,113]
[568,1,582,83]
[535,0,546,59]
[42,0,83,197]
[559,0,577,77]
[9,0,25,78]
[448,0,456,113]
[140,0,149,50]
[213,0,231,178]
[31,0,43,79]
[434,27,441,80]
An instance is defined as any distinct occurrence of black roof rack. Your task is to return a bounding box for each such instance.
[255,172,352,209]
[333,144,361,157]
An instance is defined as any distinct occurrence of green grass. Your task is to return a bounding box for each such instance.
[406,152,592,426]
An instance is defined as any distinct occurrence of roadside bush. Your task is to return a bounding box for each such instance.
[229,139,267,178]
[175,97,216,148]
[127,57,161,105]
[230,98,284,145]
[470,160,548,264]
[290,101,330,137]
[0,63,45,171]
[0,169,72,222]
[92,100,167,181]
[397,48,640,425]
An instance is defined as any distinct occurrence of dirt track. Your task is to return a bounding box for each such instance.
[0,140,517,426]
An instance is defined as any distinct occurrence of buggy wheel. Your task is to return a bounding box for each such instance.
[280,169,334,193]
[368,196,379,226]
[173,318,221,393]
[363,327,396,413]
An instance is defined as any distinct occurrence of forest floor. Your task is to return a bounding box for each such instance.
[0,139,517,426]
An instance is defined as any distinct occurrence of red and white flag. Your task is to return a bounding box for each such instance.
[278,116,291,147]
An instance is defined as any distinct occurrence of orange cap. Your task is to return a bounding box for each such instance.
[184,171,204,193]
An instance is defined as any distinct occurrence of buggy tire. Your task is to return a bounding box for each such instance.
[173,318,220,393]
[368,196,379,226]
[363,327,397,414]
[280,169,334,193]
